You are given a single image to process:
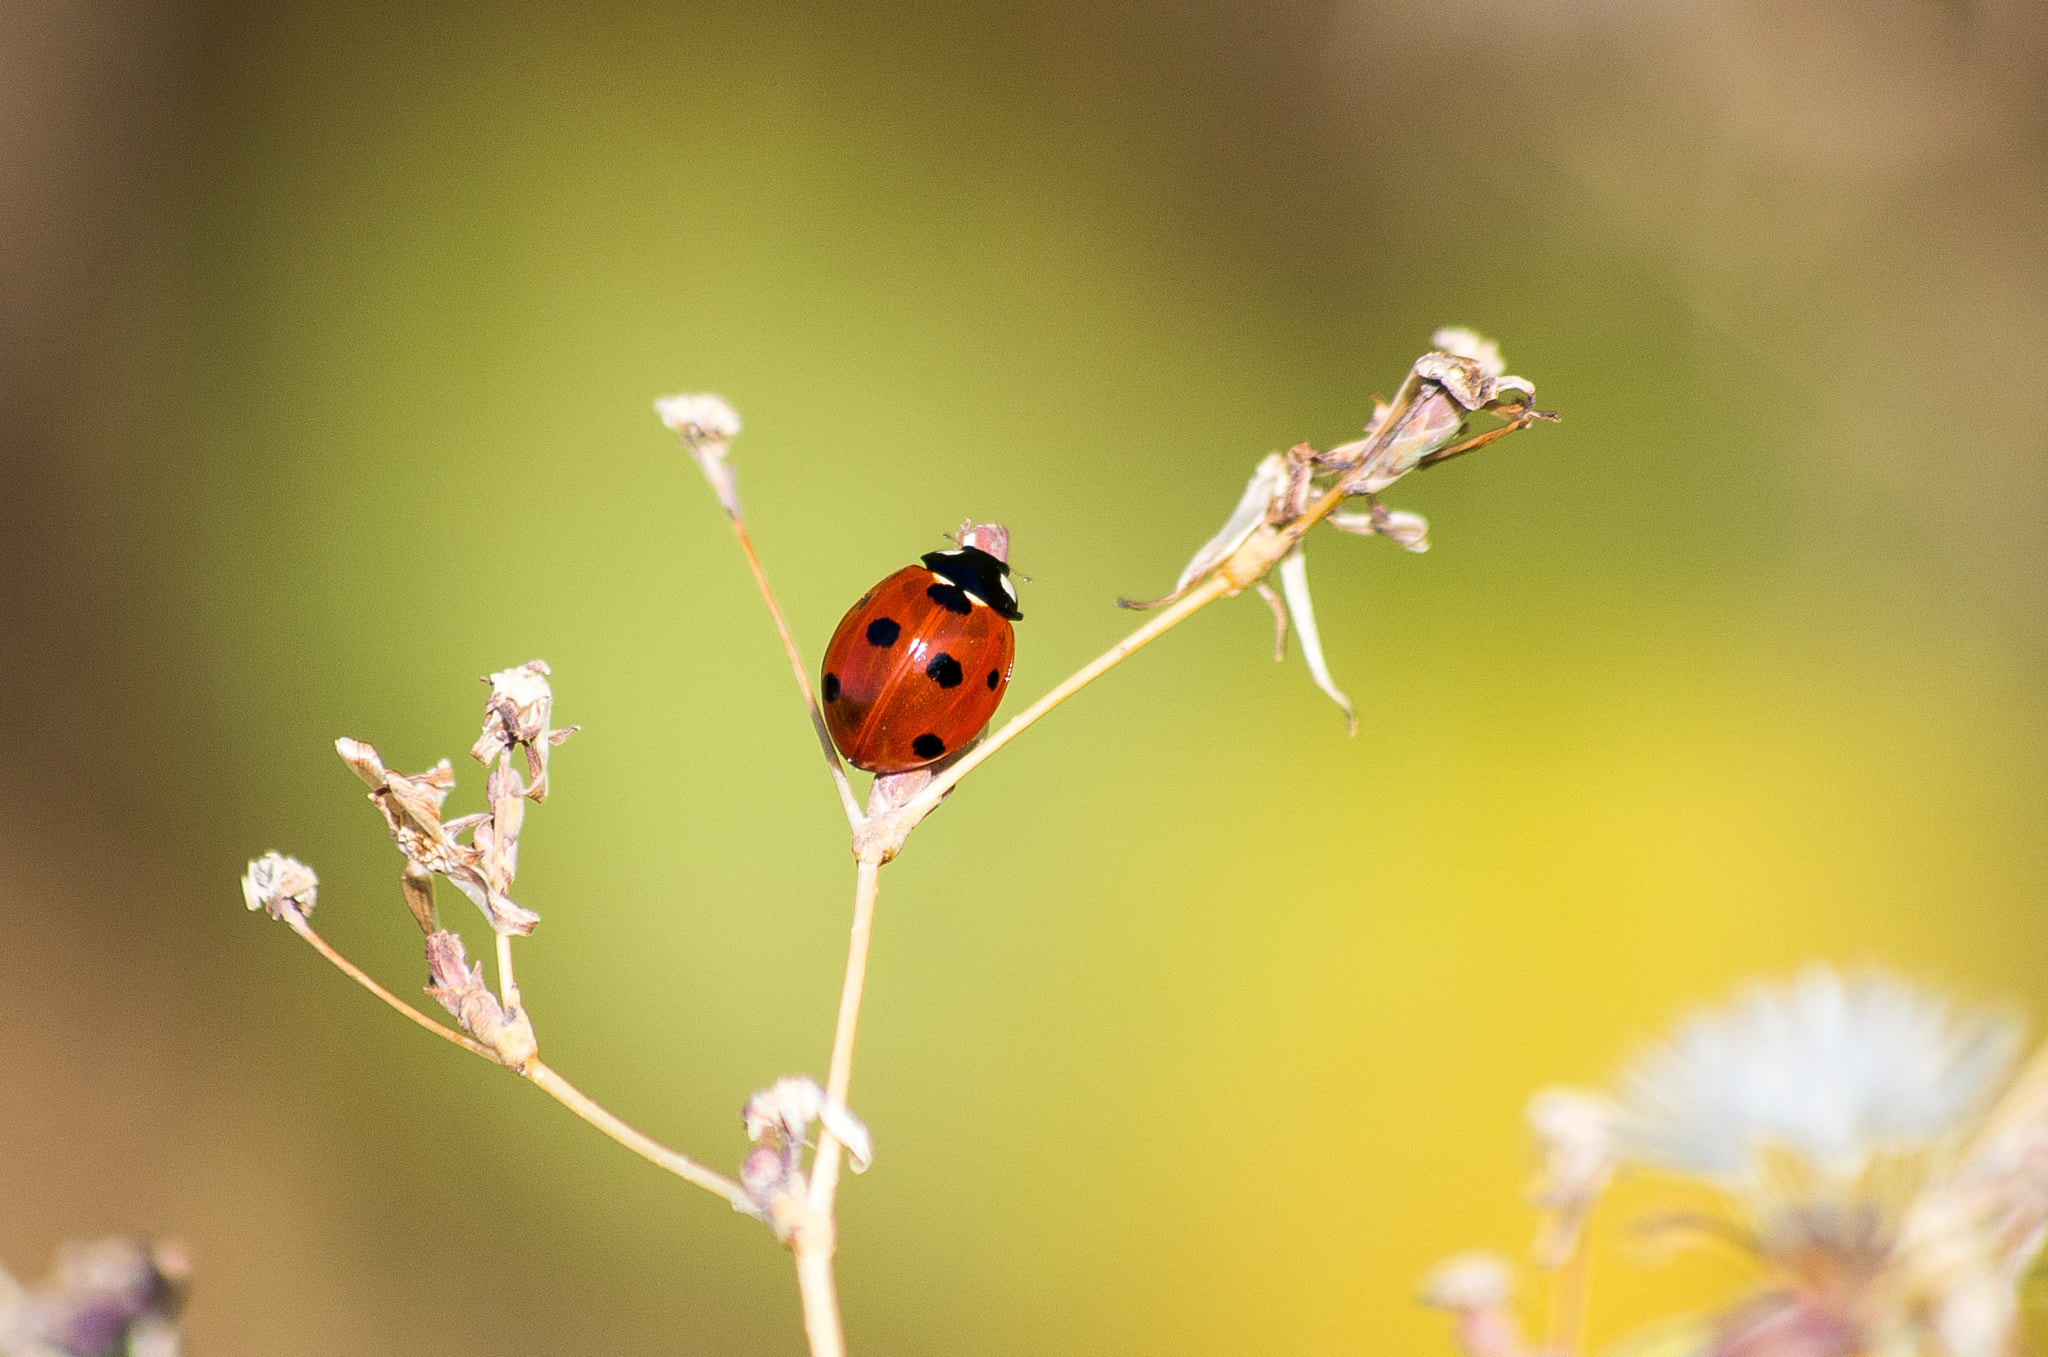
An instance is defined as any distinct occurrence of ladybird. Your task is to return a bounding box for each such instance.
[821,527,1022,774]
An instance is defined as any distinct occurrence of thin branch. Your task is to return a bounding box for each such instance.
[286,910,750,1210]
[287,911,493,1058]
[525,1061,755,1211]
[795,1248,844,1357]
[892,570,1236,824]
[495,930,520,1010]
[808,857,882,1217]
[729,517,865,828]
[791,856,882,1357]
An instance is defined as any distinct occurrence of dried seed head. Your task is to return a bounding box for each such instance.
[242,853,318,921]
[472,660,578,802]
[424,931,536,1067]
[339,738,540,937]
[1324,333,1538,495]
[656,391,744,519]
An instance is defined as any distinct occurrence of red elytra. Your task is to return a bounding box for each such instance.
[821,538,1021,774]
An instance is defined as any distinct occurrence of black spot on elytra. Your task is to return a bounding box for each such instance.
[823,672,840,701]
[864,617,901,647]
[925,653,963,688]
[912,733,946,760]
[986,668,1000,690]
[925,583,972,615]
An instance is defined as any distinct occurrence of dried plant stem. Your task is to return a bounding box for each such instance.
[791,856,882,1357]
[795,1250,844,1357]
[287,913,494,1059]
[525,1062,754,1210]
[894,567,1238,823]
[287,911,752,1209]
[495,931,520,1008]
[730,517,864,828]
[810,857,882,1214]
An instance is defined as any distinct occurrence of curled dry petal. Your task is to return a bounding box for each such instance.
[656,391,744,519]
[1277,547,1355,735]
[1327,504,1431,553]
[1325,335,1538,496]
[471,659,578,802]
[242,853,318,921]
[1122,453,1286,610]
[1526,1088,1620,1267]
[424,931,536,1067]
[743,1075,873,1173]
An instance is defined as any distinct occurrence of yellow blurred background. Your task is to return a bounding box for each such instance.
[3,0,2046,1352]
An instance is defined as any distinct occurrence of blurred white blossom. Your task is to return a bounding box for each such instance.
[1616,967,2018,1181]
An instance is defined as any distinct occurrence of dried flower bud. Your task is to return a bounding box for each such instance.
[656,391,744,519]
[1419,1252,1527,1357]
[743,1075,873,1173]
[340,739,540,937]
[1323,334,1538,495]
[740,1145,794,1200]
[424,931,536,1068]
[955,520,1009,564]
[1526,1088,1619,1267]
[242,853,318,921]
[471,660,578,802]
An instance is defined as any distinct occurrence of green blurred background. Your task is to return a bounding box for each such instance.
[3,0,2046,1351]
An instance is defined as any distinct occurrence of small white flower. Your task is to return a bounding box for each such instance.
[653,393,741,441]
[656,392,744,518]
[1617,967,2019,1181]
[241,853,318,920]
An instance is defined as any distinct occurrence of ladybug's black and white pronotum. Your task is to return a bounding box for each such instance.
[820,527,1022,774]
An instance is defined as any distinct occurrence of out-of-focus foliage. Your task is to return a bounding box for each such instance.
[1,1,2044,1354]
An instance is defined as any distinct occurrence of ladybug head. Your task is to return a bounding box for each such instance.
[923,520,1022,621]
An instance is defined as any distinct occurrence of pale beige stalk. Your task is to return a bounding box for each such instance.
[287,912,752,1210]
[729,517,864,828]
